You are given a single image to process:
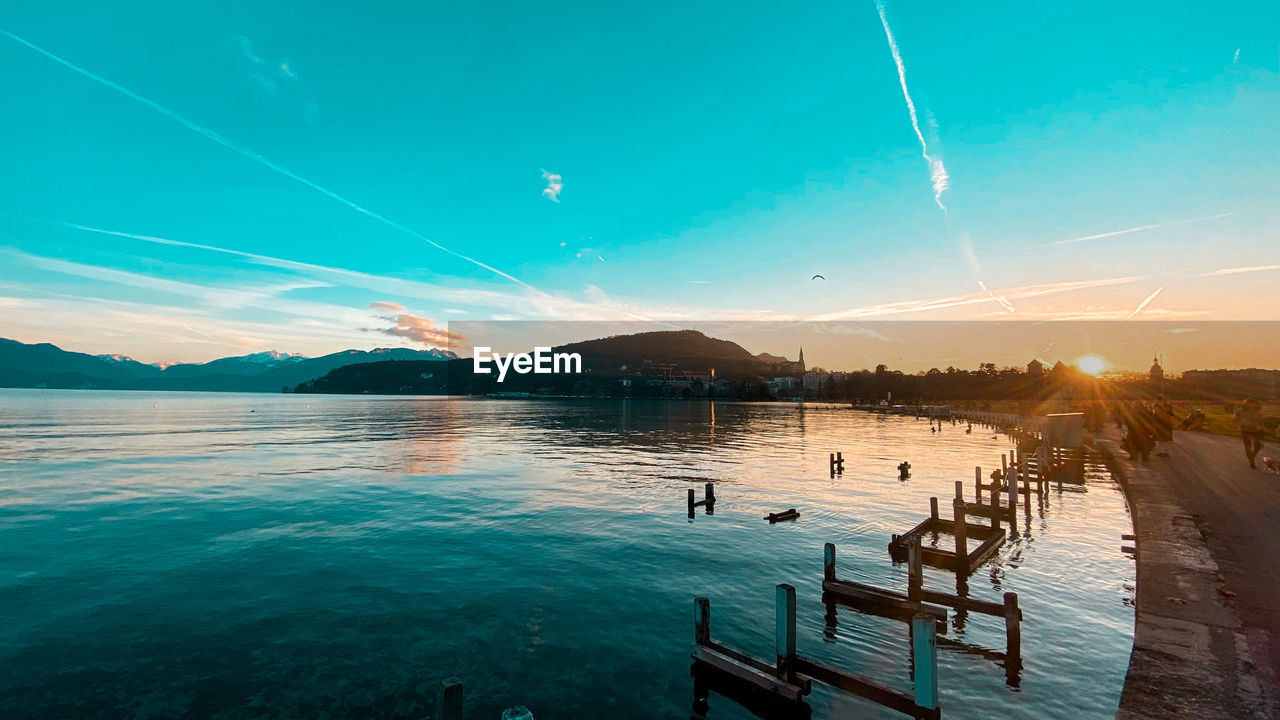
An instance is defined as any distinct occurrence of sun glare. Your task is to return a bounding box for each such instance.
[1078,355,1106,376]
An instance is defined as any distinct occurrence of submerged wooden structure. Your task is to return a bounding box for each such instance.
[692,585,941,720]
[688,482,716,518]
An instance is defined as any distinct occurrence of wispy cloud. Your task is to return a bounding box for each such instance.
[0,28,530,288]
[541,170,563,202]
[807,274,1146,321]
[875,1,949,213]
[377,313,465,348]
[233,35,317,122]
[978,280,1016,313]
[1233,49,1240,64]
[1046,212,1235,247]
[1164,327,1198,335]
[1128,286,1164,318]
[369,301,407,313]
[1198,264,1280,276]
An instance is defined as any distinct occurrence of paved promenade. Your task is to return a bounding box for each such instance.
[1104,429,1279,719]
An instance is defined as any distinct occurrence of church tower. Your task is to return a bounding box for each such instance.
[1149,353,1164,383]
[798,347,806,374]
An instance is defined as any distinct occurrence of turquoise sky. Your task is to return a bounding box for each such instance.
[1,1,1277,364]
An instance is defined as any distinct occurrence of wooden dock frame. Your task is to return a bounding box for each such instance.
[823,543,949,630]
[829,452,845,478]
[688,482,717,518]
[903,535,1023,674]
[888,481,1006,574]
[692,584,941,720]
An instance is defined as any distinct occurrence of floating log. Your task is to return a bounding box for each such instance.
[765,508,800,523]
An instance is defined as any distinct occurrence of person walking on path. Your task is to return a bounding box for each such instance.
[1233,398,1266,469]
[1152,396,1176,457]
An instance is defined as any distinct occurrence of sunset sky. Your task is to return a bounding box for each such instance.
[1,1,1277,366]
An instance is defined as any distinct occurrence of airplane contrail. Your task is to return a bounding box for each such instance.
[1128,286,1164,318]
[875,1,949,213]
[1048,212,1235,247]
[0,28,532,289]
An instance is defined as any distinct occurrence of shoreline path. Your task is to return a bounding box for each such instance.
[1107,428,1279,719]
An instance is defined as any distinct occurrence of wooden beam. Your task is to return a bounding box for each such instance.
[691,645,808,703]
[793,656,936,719]
[918,588,1007,617]
[822,578,948,625]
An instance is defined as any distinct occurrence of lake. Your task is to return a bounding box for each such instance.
[0,391,1135,719]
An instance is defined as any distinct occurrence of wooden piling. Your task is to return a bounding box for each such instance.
[930,496,939,520]
[776,584,797,683]
[907,535,923,601]
[705,482,715,504]
[1001,453,1008,477]
[436,678,463,720]
[1004,592,1022,669]
[1020,465,1031,514]
[688,488,696,517]
[911,614,940,714]
[695,596,711,645]
[953,495,968,564]
[1005,463,1017,526]
[974,466,983,503]
[824,543,836,583]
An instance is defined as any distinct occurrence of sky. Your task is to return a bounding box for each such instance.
[1,1,1278,368]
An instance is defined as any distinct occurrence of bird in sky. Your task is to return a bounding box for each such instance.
[811,274,825,280]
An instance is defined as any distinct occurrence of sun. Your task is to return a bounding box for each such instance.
[1077,355,1106,376]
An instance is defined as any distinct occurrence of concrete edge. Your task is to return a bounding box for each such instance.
[1099,439,1275,719]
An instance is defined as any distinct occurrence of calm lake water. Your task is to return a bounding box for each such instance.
[0,391,1135,719]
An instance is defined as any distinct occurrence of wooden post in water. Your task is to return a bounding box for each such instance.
[824,542,836,583]
[437,678,463,720]
[907,535,923,601]
[1001,453,1008,478]
[1019,464,1031,514]
[687,488,696,518]
[1005,461,1017,529]
[705,482,715,504]
[930,496,939,520]
[776,584,798,683]
[912,613,940,714]
[974,466,983,504]
[952,491,968,569]
[1004,592,1021,669]
[695,596,711,645]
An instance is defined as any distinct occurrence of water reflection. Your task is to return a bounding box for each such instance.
[0,391,1135,720]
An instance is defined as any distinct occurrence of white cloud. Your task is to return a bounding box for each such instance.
[541,170,563,202]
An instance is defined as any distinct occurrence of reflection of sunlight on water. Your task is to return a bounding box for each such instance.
[0,391,1135,720]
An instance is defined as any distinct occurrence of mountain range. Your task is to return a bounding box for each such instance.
[0,338,455,392]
